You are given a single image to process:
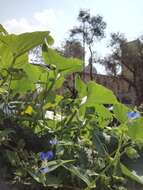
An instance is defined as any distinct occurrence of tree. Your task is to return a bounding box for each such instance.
[62,39,84,59]
[101,32,143,105]
[70,9,106,80]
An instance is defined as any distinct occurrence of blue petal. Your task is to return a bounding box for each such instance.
[46,151,54,160]
[127,112,140,119]
[40,167,49,174]
[39,152,47,161]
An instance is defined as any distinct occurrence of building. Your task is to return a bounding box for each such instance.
[81,39,143,105]
[63,39,143,104]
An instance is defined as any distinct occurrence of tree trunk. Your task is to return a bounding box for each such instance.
[134,65,143,105]
[136,80,143,105]
[89,46,93,80]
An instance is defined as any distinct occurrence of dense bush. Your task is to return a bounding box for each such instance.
[0,25,143,190]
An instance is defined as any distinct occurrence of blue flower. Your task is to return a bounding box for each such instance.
[40,152,48,161]
[40,151,54,161]
[40,167,49,174]
[46,151,54,160]
[49,139,58,145]
[127,111,140,120]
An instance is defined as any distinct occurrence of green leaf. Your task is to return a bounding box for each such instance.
[0,24,8,35]
[79,81,118,118]
[75,75,87,98]
[86,81,118,105]
[44,160,74,173]
[53,74,65,90]
[80,104,112,127]
[92,128,107,156]
[0,43,13,68]
[0,44,29,70]
[127,117,143,141]
[44,175,62,188]
[43,95,63,109]
[28,170,62,187]
[0,31,54,57]
[121,163,143,185]
[11,61,62,93]
[63,165,96,189]
[42,47,83,75]
[94,104,113,127]
[113,103,131,123]
[28,170,45,184]
[11,63,42,92]
[28,160,73,187]
[0,88,8,94]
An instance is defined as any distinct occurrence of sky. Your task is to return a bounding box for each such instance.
[0,0,143,73]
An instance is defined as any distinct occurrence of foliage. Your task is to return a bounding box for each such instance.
[101,32,143,105]
[0,25,143,190]
[70,9,106,80]
[61,39,84,60]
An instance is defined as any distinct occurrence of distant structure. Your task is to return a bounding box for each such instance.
[62,39,140,104]
[83,40,143,104]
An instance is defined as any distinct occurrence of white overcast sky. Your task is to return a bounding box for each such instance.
[0,0,143,73]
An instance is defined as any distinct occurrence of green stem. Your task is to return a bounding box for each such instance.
[66,110,77,125]
[35,74,56,120]
[113,134,123,175]
[95,134,123,182]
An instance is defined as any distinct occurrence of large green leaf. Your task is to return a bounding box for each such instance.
[11,63,41,92]
[86,81,118,105]
[0,41,28,69]
[0,31,54,58]
[42,47,83,75]
[11,61,64,93]
[0,31,54,71]
[79,82,118,118]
